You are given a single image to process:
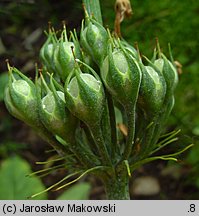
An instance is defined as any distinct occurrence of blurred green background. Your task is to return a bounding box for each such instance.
[0,0,198,199]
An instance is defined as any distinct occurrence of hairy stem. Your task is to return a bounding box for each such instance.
[122,106,136,160]
[102,164,130,200]
[106,90,117,159]
[90,124,112,166]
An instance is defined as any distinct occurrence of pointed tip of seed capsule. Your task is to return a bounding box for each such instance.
[5,58,10,66]
[5,59,12,73]
[70,45,78,65]
[38,68,44,79]
[34,63,39,80]
[62,20,66,27]
[62,20,68,40]
[155,37,162,58]
[134,41,142,61]
[48,21,52,32]
[82,3,89,17]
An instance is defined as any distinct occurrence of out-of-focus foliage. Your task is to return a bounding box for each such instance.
[57,182,91,200]
[0,156,92,200]
[0,156,47,200]
[0,73,8,101]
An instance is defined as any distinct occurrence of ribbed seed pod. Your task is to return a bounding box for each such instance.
[65,62,111,165]
[65,65,105,127]
[138,64,166,115]
[101,40,142,160]
[157,55,178,93]
[4,86,26,122]
[119,39,138,60]
[53,28,82,81]
[154,55,178,115]
[39,30,57,74]
[5,67,41,127]
[38,75,77,142]
[101,42,141,109]
[80,18,108,67]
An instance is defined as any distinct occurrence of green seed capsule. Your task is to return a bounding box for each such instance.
[4,66,70,156]
[101,43,142,109]
[4,86,25,122]
[39,31,57,74]
[154,55,178,115]
[80,18,108,67]
[39,75,77,141]
[7,67,40,127]
[148,55,178,148]
[53,40,77,81]
[101,41,142,160]
[65,65,105,127]
[119,39,138,59]
[53,29,82,81]
[154,55,178,124]
[157,54,178,93]
[65,62,111,165]
[138,65,166,115]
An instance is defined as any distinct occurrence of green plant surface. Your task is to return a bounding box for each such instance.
[0,141,27,158]
[0,72,8,101]
[0,156,47,200]
[57,182,91,200]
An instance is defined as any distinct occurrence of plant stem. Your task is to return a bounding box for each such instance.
[102,165,130,200]
[36,128,67,156]
[150,96,174,150]
[106,90,117,159]
[90,124,112,166]
[82,0,103,24]
[122,106,136,160]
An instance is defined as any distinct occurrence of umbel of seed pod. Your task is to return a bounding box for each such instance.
[101,39,142,159]
[37,72,77,143]
[80,14,108,67]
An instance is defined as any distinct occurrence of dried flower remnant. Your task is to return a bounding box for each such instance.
[114,0,133,37]
[174,60,183,75]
